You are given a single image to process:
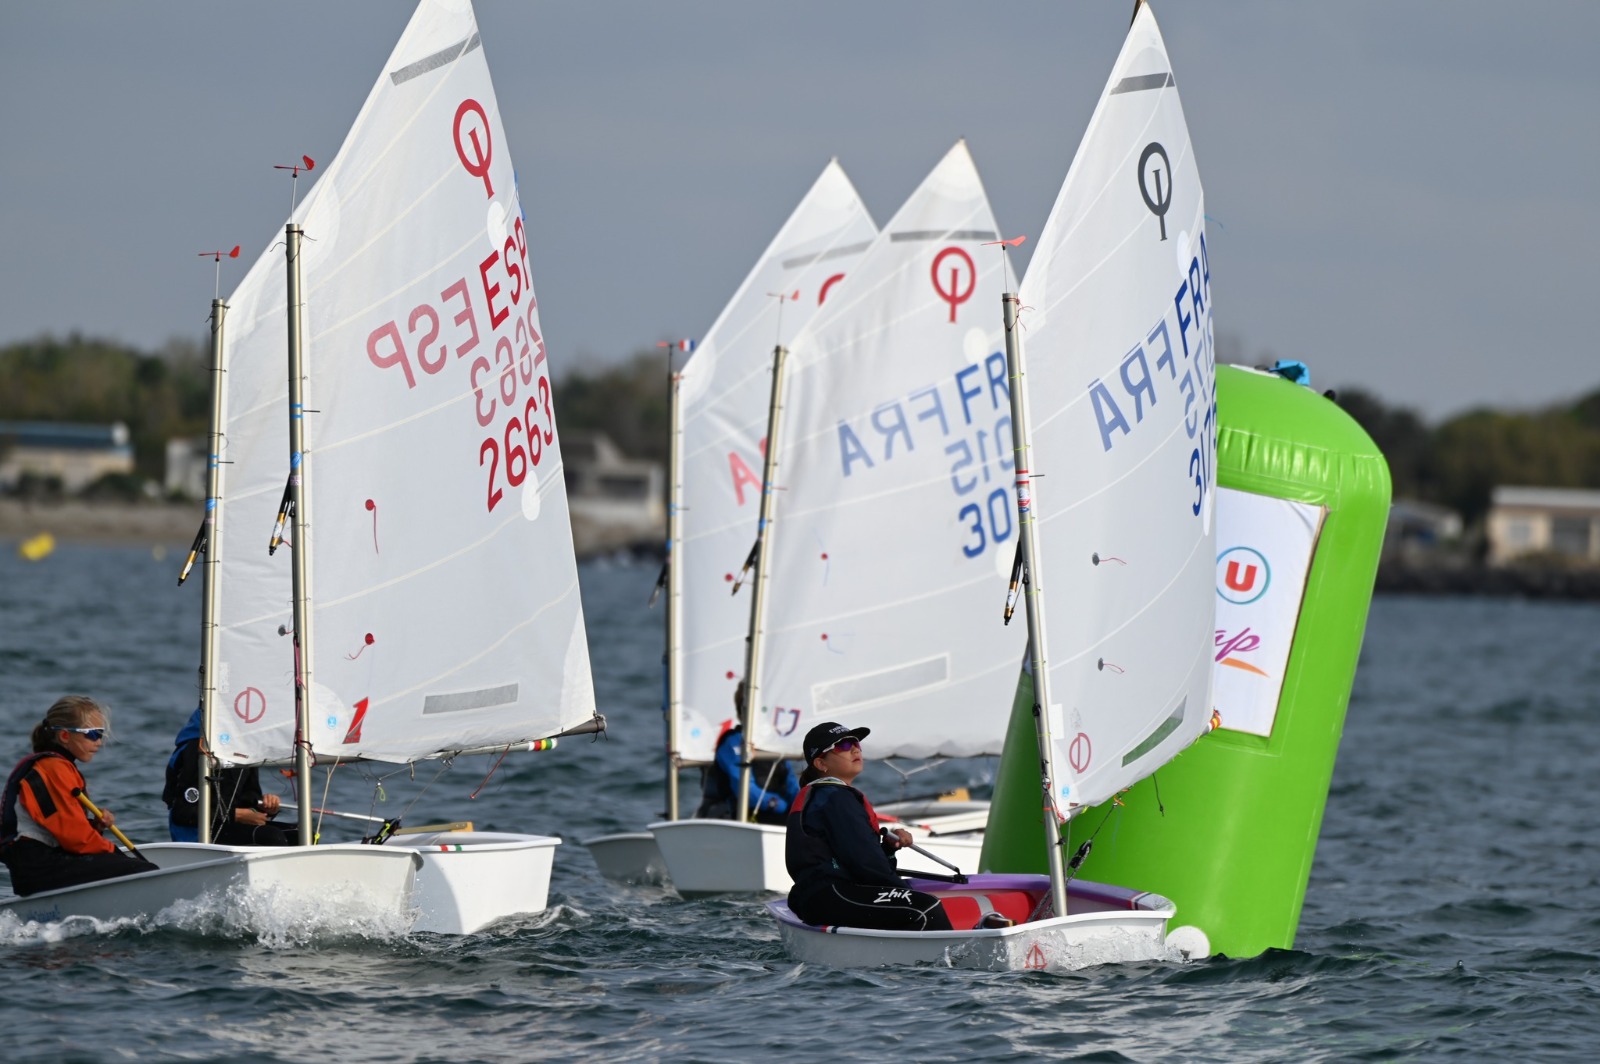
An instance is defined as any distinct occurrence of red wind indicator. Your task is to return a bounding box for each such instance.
[273,155,316,175]
[983,235,1028,247]
[198,245,242,262]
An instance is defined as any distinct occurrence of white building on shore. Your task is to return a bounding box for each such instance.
[561,432,664,557]
[1485,486,1600,566]
[0,420,134,494]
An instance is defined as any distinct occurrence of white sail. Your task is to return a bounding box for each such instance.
[207,202,299,762]
[211,0,594,765]
[1017,2,1217,812]
[749,141,1027,760]
[675,161,877,763]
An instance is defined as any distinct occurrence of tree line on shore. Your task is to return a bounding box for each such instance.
[3,334,1599,528]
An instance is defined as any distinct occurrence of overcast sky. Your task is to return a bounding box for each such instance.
[2,2,1594,423]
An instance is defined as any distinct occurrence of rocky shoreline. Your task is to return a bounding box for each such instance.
[1375,558,1600,600]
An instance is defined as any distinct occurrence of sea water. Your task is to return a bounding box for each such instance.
[0,543,1596,1061]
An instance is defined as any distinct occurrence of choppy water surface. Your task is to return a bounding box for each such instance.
[1,544,1597,1062]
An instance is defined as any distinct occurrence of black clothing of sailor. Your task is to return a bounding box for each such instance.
[783,721,952,933]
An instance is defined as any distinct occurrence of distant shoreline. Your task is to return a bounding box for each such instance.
[0,498,664,562]
[1375,558,1600,601]
[9,501,1596,596]
[0,498,196,546]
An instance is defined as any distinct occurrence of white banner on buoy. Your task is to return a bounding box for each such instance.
[1212,487,1325,737]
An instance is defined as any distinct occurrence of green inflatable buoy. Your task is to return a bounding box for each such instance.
[980,363,1391,958]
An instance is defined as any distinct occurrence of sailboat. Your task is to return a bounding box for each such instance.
[2,279,418,930]
[585,160,878,886]
[771,0,1219,970]
[140,0,600,935]
[650,141,1028,895]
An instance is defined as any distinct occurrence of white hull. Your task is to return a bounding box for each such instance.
[394,831,559,934]
[648,820,787,895]
[2,843,419,927]
[877,798,991,838]
[770,875,1190,972]
[591,797,989,888]
[649,818,985,896]
[138,832,559,935]
[583,832,669,887]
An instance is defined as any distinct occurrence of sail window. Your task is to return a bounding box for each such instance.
[1120,698,1187,766]
[1109,72,1175,95]
[423,684,519,715]
[810,656,950,713]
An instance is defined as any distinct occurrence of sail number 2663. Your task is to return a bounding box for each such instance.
[361,217,553,513]
[477,299,554,512]
[480,381,553,512]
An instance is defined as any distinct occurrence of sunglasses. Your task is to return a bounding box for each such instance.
[826,738,861,754]
[57,727,107,742]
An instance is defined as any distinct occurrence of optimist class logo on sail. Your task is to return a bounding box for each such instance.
[362,97,555,515]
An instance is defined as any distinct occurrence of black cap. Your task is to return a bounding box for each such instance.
[802,721,871,764]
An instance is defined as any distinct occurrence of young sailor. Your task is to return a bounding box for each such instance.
[784,721,952,932]
[695,681,799,825]
[163,704,295,846]
[0,696,154,896]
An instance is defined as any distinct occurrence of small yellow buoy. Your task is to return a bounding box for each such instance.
[19,532,56,561]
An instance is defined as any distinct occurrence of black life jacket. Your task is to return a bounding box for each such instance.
[0,751,70,848]
[163,737,265,842]
[696,725,741,815]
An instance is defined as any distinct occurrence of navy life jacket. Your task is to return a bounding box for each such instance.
[162,707,203,843]
[784,778,884,884]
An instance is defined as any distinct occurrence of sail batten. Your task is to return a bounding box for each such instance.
[389,33,481,85]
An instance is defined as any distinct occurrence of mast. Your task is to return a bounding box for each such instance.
[736,343,788,821]
[285,223,315,845]
[1001,291,1070,918]
[196,296,227,843]
[664,359,686,819]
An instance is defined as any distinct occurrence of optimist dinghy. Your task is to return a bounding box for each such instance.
[649,806,986,897]
[584,159,877,887]
[2,0,589,943]
[650,139,1027,895]
[178,0,599,935]
[771,0,1219,970]
[770,874,1178,973]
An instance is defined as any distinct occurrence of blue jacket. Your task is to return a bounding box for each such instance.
[696,726,799,823]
